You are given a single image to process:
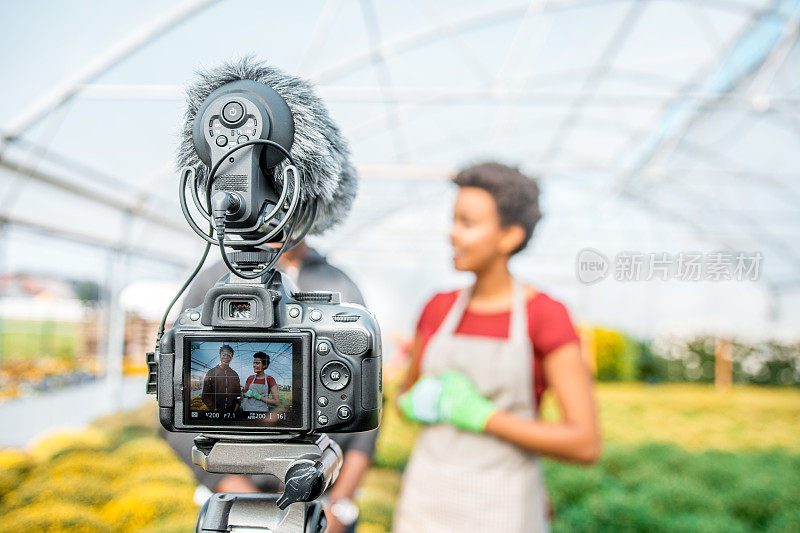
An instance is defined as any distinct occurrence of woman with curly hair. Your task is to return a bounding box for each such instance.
[393,162,600,532]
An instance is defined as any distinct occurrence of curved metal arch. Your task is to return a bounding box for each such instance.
[627,184,800,279]
[311,0,762,84]
[0,213,189,268]
[0,156,185,233]
[1,0,218,144]
[312,0,619,83]
[614,0,797,193]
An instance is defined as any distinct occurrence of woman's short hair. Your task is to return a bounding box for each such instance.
[453,162,541,254]
[254,351,270,368]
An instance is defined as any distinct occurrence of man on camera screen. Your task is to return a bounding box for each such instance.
[201,344,241,412]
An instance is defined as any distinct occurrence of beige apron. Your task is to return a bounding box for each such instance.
[393,281,548,533]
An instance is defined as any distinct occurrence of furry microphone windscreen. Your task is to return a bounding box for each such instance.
[177,57,357,235]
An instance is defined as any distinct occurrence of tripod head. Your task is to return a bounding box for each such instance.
[193,434,342,532]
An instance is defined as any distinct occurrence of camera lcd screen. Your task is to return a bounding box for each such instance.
[183,337,304,429]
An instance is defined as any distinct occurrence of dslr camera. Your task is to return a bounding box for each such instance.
[152,270,382,434]
[145,60,382,532]
[146,71,382,437]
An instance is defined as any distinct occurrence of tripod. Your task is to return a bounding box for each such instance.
[192,434,342,533]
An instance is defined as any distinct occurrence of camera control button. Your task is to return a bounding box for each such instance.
[317,342,331,355]
[321,361,350,391]
[337,406,352,420]
[189,312,200,321]
[215,135,228,147]
[222,101,244,124]
[237,135,249,144]
[310,309,323,322]
[288,306,300,318]
[317,396,328,407]
[317,414,328,425]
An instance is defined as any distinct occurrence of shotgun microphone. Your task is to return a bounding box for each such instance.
[177,57,357,246]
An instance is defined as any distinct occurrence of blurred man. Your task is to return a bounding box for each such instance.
[201,344,241,412]
[166,241,377,533]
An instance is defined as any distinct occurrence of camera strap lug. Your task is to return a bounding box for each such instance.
[145,351,158,395]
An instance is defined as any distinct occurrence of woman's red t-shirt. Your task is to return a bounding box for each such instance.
[416,290,580,408]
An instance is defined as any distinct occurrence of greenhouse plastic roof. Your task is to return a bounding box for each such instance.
[1,0,799,335]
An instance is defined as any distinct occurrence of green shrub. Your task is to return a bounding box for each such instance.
[690,450,740,489]
[639,476,724,515]
[728,479,793,529]
[0,502,110,533]
[357,494,395,532]
[357,468,402,531]
[372,380,419,470]
[594,329,639,382]
[636,339,668,383]
[662,512,748,533]
[649,335,800,386]
[2,475,112,512]
[138,513,199,533]
[91,401,158,447]
[598,444,641,478]
[359,468,402,502]
[33,450,121,482]
[107,424,157,447]
[544,462,605,509]
[0,449,33,499]
[630,442,691,475]
[114,462,195,491]
[555,490,664,533]
[29,428,110,461]
[114,436,179,466]
[100,482,196,532]
[767,507,800,533]
[356,523,388,533]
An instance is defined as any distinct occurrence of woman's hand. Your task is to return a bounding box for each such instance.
[399,371,496,433]
[439,371,496,432]
[398,375,442,424]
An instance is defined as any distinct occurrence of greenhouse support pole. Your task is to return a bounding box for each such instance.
[715,337,733,390]
[0,222,5,366]
[104,250,126,413]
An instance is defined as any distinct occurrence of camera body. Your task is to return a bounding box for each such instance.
[149,271,382,435]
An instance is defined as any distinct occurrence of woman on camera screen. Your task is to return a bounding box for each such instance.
[241,351,280,412]
[393,162,600,532]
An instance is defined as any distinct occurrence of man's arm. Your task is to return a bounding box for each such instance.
[324,431,376,533]
[400,332,424,396]
[231,371,242,411]
[201,370,215,409]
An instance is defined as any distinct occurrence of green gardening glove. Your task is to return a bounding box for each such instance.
[398,375,442,424]
[438,371,496,433]
[243,389,253,398]
[251,389,262,401]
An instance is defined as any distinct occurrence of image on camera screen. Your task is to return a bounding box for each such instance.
[184,339,303,428]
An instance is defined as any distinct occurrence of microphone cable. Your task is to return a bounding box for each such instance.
[156,216,212,343]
